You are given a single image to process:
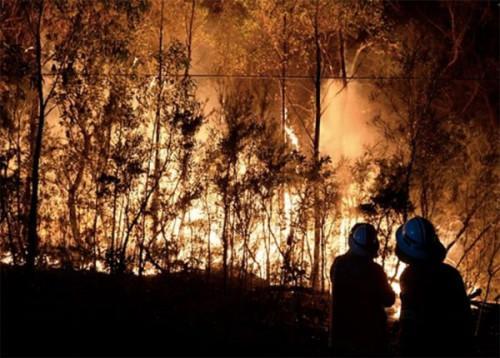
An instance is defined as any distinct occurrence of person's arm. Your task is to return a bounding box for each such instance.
[399,271,418,356]
[376,264,396,307]
[328,262,335,350]
[451,269,474,339]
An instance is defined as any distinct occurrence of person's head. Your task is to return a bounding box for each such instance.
[348,223,379,258]
[395,216,446,264]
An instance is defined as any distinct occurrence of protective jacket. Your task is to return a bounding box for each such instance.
[330,251,395,356]
[399,262,473,356]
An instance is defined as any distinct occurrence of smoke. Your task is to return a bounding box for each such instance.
[320,80,380,163]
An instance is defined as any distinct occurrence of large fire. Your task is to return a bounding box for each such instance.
[0,77,405,320]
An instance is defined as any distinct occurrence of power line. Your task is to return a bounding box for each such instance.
[40,72,499,81]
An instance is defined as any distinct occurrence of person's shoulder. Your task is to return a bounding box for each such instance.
[333,253,349,264]
[439,262,466,284]
[331,254,345,270]
[368,260,385,274]
[331,253,354,273]
[440,262,462,277]
[399,265,415,285]
[330,254,348,279]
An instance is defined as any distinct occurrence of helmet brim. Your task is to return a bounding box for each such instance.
[396,225,432,261]
[349,235,379,258]
[396,225,446,263]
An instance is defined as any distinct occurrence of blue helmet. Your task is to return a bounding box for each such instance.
[396,216,446,263]
[348,223,379,258]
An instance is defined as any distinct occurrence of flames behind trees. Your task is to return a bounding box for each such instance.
[0,0,498,308]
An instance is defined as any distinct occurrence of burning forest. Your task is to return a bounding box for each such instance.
[0,0,499,357]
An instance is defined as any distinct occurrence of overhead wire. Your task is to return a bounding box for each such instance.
[40,72,499,81]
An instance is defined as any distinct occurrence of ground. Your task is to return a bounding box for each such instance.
[1,265,498,357]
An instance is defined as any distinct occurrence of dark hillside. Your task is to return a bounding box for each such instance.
[1,265,330,357]
[1,265,498,357]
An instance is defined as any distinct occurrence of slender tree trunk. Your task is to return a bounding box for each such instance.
[15,111,24,261]
[110,119,124,273]
[221,191,230,290]
[281,5,288,143]
[279,3,288,246]
[110,186,118,272]
[151,0,165,249]
[26,0,45,270]
[311,0,322,290]
[137,85,163,277]
[92,123,112,270]
[204,189,212,280]
[206,214,212,278]
[263,209,270,284]
[23,102,38,262]
[184,0,195,78]
[338,28,347,87]
[91,182,99,270]
[220,159,232,291]
[138,212,146,276]
[68,187,80,245]
[117,198,126,267]
[67,129,90,250]
[229,208,235,281]
[320,216,326,292]
[118,192,134,273]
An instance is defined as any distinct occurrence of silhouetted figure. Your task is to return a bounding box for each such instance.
[330,223,395,356]
[396,216,473,356]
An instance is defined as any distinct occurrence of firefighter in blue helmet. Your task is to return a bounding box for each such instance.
[396,216,473,356]
[330,223,395,356]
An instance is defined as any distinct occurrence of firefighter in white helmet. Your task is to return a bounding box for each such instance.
[396,216,473,356]
[330,223,395,356]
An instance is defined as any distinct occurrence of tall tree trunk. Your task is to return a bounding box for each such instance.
[229,208,235,281]
[109,186,118,272]
[311,0,322,290]
[263,207,270,284]
[109,119,124,273]
[221,191,229,290]
[204,190,212,280]
[279,3,288,246]
[26,0,45,270]
[15,110,25,262]
[338,28,347,87]
[91,182,99,270]
[321,216,326,292]
[151,0,165,250]
[281,4,288,143]
[184,0,195,78]
[220,159,233,291]
[92,122,112,270]
[118,191,133,273]
[23,102,38,260]
[67,128,90,250]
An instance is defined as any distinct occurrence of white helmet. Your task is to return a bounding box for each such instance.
[348,223,379,258]
[396,216,446,263]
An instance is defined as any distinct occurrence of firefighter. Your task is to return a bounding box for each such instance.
[396,216,473,356]
[330,223,395,356]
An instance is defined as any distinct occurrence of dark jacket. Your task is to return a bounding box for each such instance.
[330,251,395,356]
[399,262,473,356]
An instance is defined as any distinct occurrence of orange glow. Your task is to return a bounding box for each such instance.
[321,80,379,162]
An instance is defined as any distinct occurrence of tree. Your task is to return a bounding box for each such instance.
[0,0,39,265]
[365,1,498,285]
[19,0,148,269]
